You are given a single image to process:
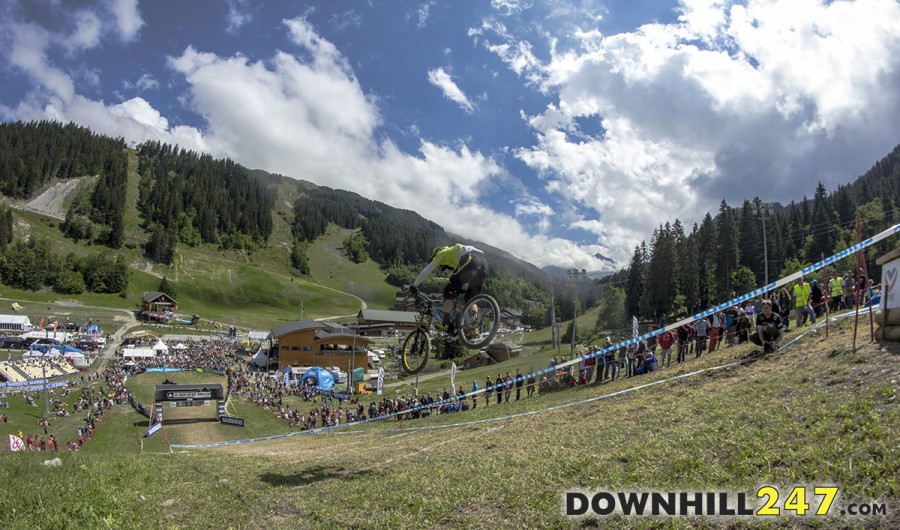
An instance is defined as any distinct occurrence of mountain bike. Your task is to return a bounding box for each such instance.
[400,290,501,374]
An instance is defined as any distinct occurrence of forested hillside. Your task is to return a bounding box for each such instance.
[612,143,900,328]
[0,120,895,333]
[0,121,555,325]
[291,186,443,266]
[0,120,127,248]
[136,141,276,263]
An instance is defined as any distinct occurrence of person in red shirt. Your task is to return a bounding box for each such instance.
[657,328,675,368]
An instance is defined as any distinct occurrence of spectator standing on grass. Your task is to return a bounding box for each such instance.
[583,348,596,383]
[736,311,752,344]
[843,273,855,308]
[471,380,478,409]
[526,369,536,397]
[658,328,674,368]
[617,342,628,376]
[497,373,504,404]
[625,343,637,377]
[829,272,844,311]
[793,277,816,327]
[605,344,618,380]
[504,372,513,402]
[676,323,691,363]
[708,311,721,353]
[725,307,739,346]
[514,368,523,401]
[694,317,709,358]
[484,376,493,407]
[776,289,792,331]
[810,279,824,317]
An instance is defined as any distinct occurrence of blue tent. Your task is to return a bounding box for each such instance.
[61,345,83,354]
[300,366,335,390]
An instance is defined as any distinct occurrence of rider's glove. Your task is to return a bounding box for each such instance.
[409,285,418,295]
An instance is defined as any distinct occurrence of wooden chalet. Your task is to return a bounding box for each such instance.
[272,320,371,370]
[141,292,177,321]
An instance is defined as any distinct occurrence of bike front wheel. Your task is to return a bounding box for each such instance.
[401,329,431,374]
[458,294,500,349]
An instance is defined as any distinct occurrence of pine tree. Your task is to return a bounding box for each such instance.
[677,221,700,314]
[737,199,762,284]
[714,200,740,299]
[639,223,678,321]
[624,244,645,321]
[805,182,835,262]
[696,213,718,306]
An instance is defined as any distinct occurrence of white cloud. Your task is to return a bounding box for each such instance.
[135,73,159,91]
[5,22,75,102]
[480,0,900,263]
[225,0,253,33]
[416,2,435,28]
[491,0,533,17]
[68,10,103,51]
[427,67,475,113]
[6,1,898,274]
[514,198,553,217]
[107,0,144,42]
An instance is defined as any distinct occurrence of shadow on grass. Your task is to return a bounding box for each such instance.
[259,465,375,487]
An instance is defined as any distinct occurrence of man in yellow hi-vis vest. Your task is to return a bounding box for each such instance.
[828,274,844,311]
[792,277,816,328]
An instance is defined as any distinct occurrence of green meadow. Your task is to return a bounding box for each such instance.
[0,318,896,529]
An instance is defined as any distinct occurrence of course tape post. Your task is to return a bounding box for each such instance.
[168,223,899,450]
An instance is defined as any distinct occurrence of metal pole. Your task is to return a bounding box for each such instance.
[349,330,355,395]
[853,212,862,351]
[42,352,49,421]
[822,253,829,338]
[571,302,577,359]
[549,288,557,350]
[762,214,769,287]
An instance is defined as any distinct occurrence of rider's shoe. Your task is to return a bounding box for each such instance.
[437,320,455,334]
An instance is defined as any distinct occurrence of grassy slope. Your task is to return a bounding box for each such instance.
[2,154,399,328]
[307,224,399,312]
[0,318,896,529]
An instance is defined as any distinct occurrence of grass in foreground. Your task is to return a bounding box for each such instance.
[0,319,896,529]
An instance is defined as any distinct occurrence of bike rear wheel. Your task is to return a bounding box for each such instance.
[401,329,431,374]
[458,294,500,349]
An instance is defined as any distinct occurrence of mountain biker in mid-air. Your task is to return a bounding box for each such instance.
[410,243,487,335]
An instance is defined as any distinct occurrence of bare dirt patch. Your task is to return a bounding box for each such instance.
[20,177,94,219]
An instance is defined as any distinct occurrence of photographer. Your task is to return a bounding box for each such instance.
[749,300,785,353]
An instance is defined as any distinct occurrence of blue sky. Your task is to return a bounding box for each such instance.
[2,0,899,271]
